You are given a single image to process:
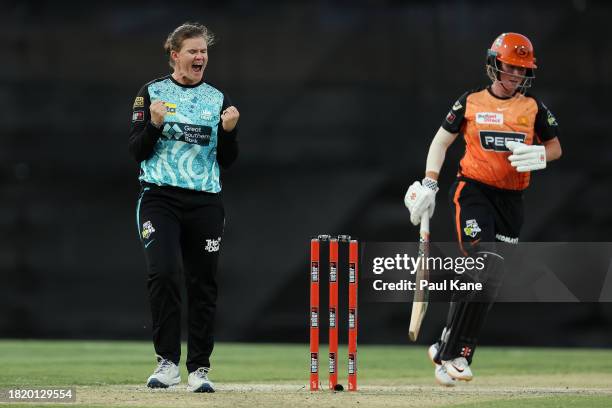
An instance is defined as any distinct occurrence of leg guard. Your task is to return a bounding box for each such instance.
[438,251,504,364]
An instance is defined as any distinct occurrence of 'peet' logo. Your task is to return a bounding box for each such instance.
[476,112,503,125]
[479,131,526,152]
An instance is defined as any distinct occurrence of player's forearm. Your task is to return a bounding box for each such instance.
[128,123,162,162]
[425,128,458,181]
[543,137,562,162]
[217,126,239,169]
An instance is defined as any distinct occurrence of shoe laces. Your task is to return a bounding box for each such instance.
[192,367,210,379]
[154,358,175,374]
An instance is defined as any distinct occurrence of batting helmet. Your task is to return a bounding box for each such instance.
[486,33,537,91]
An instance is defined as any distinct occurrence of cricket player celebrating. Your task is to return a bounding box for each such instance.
[404,33,562,386]
[129,22,239,392]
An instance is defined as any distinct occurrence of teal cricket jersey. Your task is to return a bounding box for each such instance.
[128,75,238,192]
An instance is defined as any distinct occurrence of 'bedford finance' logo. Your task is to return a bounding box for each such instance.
[479,131,526,152]
[476,112,503,125]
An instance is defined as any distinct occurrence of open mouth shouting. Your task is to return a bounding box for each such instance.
[192,62,204,74]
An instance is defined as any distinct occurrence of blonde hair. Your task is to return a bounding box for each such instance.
[164,22,215,68]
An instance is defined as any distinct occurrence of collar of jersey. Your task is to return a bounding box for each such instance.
[486,86,517,100]
[168,74,205,88]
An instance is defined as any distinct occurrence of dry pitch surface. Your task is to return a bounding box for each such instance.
[73,374,612,408]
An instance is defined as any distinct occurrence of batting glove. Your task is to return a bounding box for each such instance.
[404,177,438,226]
[506,141,546,172]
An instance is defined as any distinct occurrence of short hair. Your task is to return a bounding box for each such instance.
[163,22,215,68]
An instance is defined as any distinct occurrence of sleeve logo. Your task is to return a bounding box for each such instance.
[546,110,558,126]
[132,110,144,122]
[133,97,144,108]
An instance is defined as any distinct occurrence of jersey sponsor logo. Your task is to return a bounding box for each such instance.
[464,219,481,238]
[164,102,177,115]
[162,123,213,146]
[476,112,503,125]
[132,110,144,122]
[495,234,519,244]
[205,237,221,252]
[452,101,463,111]
[479,131,526,152]
[133,96,144,108]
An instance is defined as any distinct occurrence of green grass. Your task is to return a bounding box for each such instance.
[2,340,612,386]
[0,340,611,407]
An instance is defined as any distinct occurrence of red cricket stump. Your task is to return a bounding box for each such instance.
[348,239,358,391]
[328,238,339,390]
[310,238,320,391]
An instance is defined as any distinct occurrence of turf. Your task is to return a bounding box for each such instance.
[0,340,611,407]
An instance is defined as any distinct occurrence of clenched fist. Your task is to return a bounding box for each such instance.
[221,106,240,132]
[150,100,167,127]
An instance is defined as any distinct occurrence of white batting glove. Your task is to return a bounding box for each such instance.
[506,141,546,172]
[404,177,438,226]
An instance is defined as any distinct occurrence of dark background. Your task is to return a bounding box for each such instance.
[2,0,611,347]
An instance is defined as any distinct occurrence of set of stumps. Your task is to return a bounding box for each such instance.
[309,234,358,392]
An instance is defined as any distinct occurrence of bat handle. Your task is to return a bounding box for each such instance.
[420,211,430,235]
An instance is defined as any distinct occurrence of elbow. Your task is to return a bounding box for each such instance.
[128,144,149,163]
[128,145,142,162]
[218,150,239,169]
[128,136,153,162]
[217,141,239,169]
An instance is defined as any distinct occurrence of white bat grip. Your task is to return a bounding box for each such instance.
[420,212,430,235]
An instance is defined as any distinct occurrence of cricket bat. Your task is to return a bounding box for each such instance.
[409,214,430,342]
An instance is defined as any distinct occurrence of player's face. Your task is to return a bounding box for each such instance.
[498,61,527,91]
[172,37,208,85]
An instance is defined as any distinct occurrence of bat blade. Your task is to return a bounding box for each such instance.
[409,215,430,342]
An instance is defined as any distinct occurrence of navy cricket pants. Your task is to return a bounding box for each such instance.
[136,182,225,372]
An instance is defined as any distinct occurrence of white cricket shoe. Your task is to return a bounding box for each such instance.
[443,356,473,381]
[188,367,215,393]
[428,343,456,387]
[146,356,180,388]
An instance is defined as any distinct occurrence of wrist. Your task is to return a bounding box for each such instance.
[150,120,162,129]
[422,177,439,192]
